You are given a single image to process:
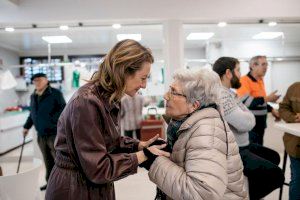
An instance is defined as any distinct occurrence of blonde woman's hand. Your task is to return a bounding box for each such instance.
[138,134,160,150]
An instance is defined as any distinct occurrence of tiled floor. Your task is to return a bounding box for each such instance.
[0,114,290,199]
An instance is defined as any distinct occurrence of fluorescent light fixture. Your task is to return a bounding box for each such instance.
[252,32,283,40]
[117,34,141,41]
[268,22,277,27]
[59,25,69,30]
[186,32,215,40]
[276,58,283,61]
[42,36,72,44]
[218,22,227,27]
[5,27,15,32]
[112,24,121,29]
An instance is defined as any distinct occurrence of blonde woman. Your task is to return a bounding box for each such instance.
[46,40,170,200]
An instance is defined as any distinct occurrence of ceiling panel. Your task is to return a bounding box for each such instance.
[1,23,300,53]
[0,24,164,52]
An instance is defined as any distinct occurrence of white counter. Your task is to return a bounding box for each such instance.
[274,122,300,137]
[0,111,33,155]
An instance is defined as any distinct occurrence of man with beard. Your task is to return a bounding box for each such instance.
[236,55,280,145]
[213,57,284,200]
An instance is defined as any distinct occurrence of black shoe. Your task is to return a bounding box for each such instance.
[40,184,47,191]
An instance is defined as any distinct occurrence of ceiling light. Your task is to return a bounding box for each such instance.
[268,22,277,27]
[42,36,72,44]
[59,25,69,30]
[5,27,15,32]
[112,24,121,29]
[276,58,283,61]
[252,32,283,40]
[218,22,227,27]
[186,32,215,40]
[117,34,141,41]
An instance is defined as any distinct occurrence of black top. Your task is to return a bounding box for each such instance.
[23,86,66,136]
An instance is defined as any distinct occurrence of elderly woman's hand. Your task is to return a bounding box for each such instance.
[138,134,160,150]
[139,144,170,170]
[147,144,170,157]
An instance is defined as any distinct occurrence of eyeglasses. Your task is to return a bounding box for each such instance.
[166,88,186,99]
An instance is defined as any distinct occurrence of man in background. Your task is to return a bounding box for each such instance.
[279,82,300,200]
[237,55,280,145]
[213,57,284,200]
[121,93,144,140]
[23,73,66,190]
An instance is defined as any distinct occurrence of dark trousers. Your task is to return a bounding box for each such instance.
[289,156,300,200]
[124,129,141,140]
[240,143,285,200]
[37,135,56,182]
[249,129,265,145]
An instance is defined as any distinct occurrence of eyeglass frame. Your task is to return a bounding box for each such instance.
[166,87,187,99]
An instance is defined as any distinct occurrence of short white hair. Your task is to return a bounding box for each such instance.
[173,67,222,107]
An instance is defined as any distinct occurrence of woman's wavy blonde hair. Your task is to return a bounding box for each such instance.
[90,39,154,103]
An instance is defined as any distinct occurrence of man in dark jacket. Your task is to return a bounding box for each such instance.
[23,73,66,190]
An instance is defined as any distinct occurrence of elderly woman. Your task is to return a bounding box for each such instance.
[147,68,247,200]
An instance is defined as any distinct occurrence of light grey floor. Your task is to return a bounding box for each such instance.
[0,114,290,199]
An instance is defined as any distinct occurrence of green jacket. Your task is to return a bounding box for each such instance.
[279,82,300,158]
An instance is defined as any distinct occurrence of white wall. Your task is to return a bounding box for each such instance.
[0,47,19,112]
[271,61,300,99]
[185,48,205,59]
[221,40,300,58]
[1,0,300,23]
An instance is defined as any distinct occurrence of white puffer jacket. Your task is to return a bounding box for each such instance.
[149,108,248,200]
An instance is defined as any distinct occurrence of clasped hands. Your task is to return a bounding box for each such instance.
[137,135,171,170]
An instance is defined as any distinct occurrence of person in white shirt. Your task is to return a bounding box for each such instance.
[213,57,284,200]
[121,93,144,140]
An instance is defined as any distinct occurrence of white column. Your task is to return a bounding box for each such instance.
[162,20,184,91]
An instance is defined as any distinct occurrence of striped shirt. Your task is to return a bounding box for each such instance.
[220,86,255,147]
[121,94,144,131]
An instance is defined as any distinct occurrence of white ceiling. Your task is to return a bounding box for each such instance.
[0,25,164,54]
[1,23,300,56]
[184,23,300,48]
[1,0,300,57]
[1,0,300,23]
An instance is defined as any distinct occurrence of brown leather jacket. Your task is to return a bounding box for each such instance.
[279,82,300,158]
[46,83,139,200]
